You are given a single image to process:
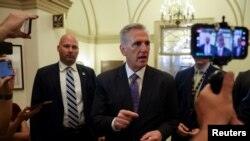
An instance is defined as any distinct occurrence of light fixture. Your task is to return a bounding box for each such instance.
[160,0,195,26]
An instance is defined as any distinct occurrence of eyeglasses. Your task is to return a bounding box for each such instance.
[131,40,150,48]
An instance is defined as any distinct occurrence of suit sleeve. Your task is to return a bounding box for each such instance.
[91,76,114,136]
[158,74,179,140]
[30,70,44,141]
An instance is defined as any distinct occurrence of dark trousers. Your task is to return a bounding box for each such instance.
[62,125,96,141]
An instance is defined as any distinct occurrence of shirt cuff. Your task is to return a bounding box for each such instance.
[111,117,121,132]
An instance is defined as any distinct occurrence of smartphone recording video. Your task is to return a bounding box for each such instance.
[0,60,14,77]
[21,19,32,35]
[30,100,53,110]
[191,24,248,60]
[233,27,248,59]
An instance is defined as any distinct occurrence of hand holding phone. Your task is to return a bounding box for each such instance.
[0,60,14,77]
[30,100,52,110]
[21,19,32,35]
[20,104,43,121]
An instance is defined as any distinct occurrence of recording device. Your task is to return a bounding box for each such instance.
[0,42,13,78]
[0,20,32,78]
[191,24,248,60]
[21,19,32,35]
[0,19,32,54]
[191,16,249,94]
[0,60,14,77]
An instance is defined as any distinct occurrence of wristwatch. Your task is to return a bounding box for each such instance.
[0,93,13,100]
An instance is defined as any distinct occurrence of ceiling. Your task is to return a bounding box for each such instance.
[64,0,250,43]
[65,0,164,37]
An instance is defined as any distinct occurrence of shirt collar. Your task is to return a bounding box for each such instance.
[218,47,223,50]
[194,63,210,74]
[125,63,146,79]
[59,61,77,72]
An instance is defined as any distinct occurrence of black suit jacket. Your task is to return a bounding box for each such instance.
[198,44,216,56]
[232,46,245,58]
[171,64,219,141]
[91,65,179,141]
[233,70,250,125]
[216,47,232,56]
[30,63,96,141]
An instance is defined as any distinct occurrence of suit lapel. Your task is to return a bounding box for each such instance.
[116,65,134,111]
[137,66,154,114]
[188,67,195,90]
[53,63,64,106]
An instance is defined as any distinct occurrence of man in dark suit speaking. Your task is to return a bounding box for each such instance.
[91,23,179,141]
[30,34,97,141]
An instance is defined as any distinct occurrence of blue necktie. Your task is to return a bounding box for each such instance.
[130,73,140,112]
[66,67,80,128]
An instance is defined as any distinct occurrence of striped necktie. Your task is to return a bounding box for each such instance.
[193,70,204,104]
[194,70,203,89]
[130,73,140,112]
[66,67,80,128]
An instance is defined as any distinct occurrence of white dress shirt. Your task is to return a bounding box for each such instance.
[59,61,84,127]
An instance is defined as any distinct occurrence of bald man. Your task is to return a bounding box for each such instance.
[30,34,97,141]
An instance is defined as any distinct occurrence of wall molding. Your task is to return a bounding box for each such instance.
[67,28,154,44]
[0,0,72,14]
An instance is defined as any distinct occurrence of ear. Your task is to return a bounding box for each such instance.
[57,45,60,51]
[120,44,127,56]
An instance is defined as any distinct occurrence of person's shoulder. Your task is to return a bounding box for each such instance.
[34,63,58,77]
[238,69,250,77]
[146,65,174,78]
[97,65,124,78]
[175,67,194,80]
[235,70,250,83]
[146,65,163,73]
[225,47,231,51]
[37,63,58,71]
[209,64,220,70]
[199,44,204,47]
[176,66,193,74]
[77,64,95,72]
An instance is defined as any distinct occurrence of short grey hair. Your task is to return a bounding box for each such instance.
[120,23,148,46]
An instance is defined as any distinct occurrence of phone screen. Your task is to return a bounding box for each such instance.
[0,60,14,77]
[21,19,32,35]
[232,27,248,59]
[191,24,248,59]
[191,25,216,58]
